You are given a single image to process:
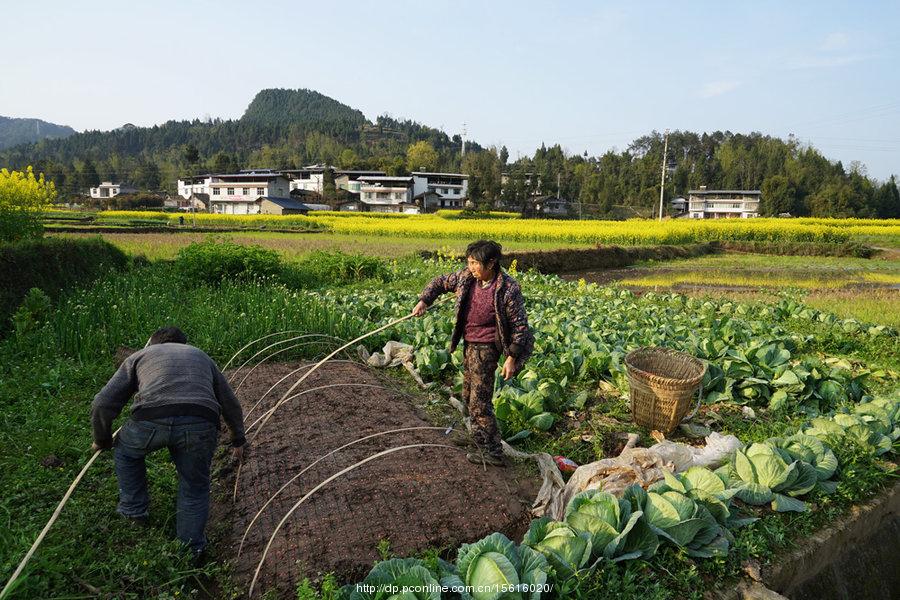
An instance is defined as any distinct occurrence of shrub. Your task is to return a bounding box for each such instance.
[0,166,56,242]
[174,238,283,285]
[0,237,128,333]
[294,251,389,285]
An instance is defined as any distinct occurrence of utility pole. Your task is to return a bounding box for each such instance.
[557,172,561,200]
[461,123,467,159]
[658,129,669,221]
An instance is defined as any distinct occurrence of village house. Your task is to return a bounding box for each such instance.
[177,170,290,214]
[334,169,387,194]
[282,164,329,195]
[687,187,761,219]
[90,181,136,199]
[343,175,418,213]
[412,172,468,211]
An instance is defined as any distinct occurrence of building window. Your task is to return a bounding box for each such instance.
[257,188,265,195]
[213,188,221,195]
[394,193,403,200]
[242,188,249,195]
[227,188,234,195]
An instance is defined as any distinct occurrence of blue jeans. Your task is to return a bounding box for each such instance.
[114,416,218,553]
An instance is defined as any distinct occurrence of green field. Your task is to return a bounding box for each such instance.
[1,232,898,599]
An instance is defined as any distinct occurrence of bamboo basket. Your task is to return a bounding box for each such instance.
[625,347,706,433]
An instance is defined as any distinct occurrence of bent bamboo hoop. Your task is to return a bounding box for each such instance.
[243,359,360,424]
[248,443,461,597]
[1,427,121,600]
[234,338,343,393]
[237,426,449,557]
[222,330,306,372]
[234,382,410,502]
[229,334,344,385]
[248,312,422,444]
[247,382,397,436]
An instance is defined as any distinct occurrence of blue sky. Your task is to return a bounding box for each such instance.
[3,0,898,178]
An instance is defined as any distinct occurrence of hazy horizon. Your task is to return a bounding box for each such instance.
[2,0,898,179]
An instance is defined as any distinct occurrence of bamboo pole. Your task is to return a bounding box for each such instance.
[1,428,121,600]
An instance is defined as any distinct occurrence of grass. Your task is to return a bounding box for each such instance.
[51,231,595,261]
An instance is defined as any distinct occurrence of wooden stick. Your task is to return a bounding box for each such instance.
[1,428,121,600]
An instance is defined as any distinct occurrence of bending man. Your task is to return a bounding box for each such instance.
[91,326,246,555]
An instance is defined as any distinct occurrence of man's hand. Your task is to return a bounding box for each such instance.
[91,441,110,453]
[232,443,248,463]
[412,300,428,317]
[500,356,517,380]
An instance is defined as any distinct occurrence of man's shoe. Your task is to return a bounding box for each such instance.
[121,514,149,527]
[466,451,507,467]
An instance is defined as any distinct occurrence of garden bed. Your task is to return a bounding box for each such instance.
[212,361,539,597]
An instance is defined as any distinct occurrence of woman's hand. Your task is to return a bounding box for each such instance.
[500,356,517,380]
[412,300,428,317]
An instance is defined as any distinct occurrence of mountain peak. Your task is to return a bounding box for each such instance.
[0,115,76,150]
[241,88,367,126]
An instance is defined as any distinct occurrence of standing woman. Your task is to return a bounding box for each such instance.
[412,240,534,466]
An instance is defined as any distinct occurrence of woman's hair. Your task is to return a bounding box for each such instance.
[148,326,188,345]
[465,240,503,268]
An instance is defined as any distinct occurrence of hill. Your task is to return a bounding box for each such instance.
[0,116,75,150]
[241,88,366,127]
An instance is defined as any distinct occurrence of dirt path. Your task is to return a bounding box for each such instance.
[211,361,537,598]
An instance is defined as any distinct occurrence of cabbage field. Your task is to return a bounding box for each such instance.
[291,257,900,598]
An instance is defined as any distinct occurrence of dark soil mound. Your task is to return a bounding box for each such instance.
[212,361,537,598]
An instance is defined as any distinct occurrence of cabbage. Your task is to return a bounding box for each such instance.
[622,485,729,558]
[563,489,658,562]
[521,518,592,580]
[350,558,442,600]
[450,532,550,600]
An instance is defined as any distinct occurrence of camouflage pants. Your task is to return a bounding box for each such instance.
[462,342,503,457]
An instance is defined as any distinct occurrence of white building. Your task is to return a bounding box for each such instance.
[356,176,418,213]
[90,181,136,199]
[178,175,213,199]
[687,188,761,219]
[176,171,290,214]
[412,172,468,211]
[283,164,330,195]
[334,170,386,194]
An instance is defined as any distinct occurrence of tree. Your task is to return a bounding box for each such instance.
[79,159,100,191]
[137,161,161,190]
[873,176,900,218]
[0,166,56,241]
[499,146,509,167]
[339,148,359,169]
[183,143,200,165]
[406,141,438,172]
[760,175,797,216]
[212,151,234,174]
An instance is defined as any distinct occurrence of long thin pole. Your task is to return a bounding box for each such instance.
[1,428,122,600]
[658,129,669,221]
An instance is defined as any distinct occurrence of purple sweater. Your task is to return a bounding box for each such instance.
[464,277,498,343]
